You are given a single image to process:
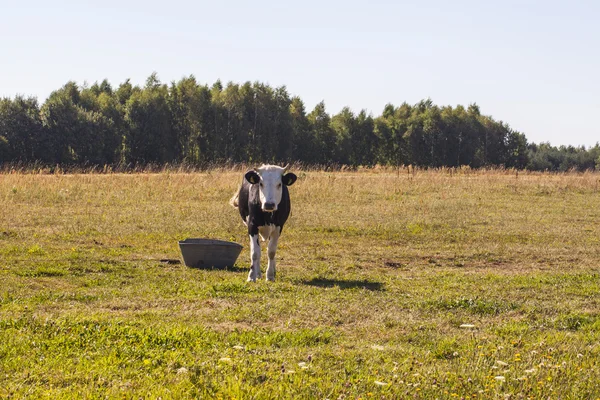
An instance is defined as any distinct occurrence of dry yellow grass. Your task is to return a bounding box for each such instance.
[1,168,600,398]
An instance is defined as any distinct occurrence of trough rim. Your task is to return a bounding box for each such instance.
[178,238,243,248]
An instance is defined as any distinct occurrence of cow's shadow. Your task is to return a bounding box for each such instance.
[300,278,384,291]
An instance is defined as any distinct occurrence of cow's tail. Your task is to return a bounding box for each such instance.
[229,191,239,208]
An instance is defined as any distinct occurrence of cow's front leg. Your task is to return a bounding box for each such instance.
[247,234,261,282]
[266,227,280,281]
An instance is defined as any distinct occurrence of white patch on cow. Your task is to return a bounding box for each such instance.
[247,234,261,282]
[256,164,287,212]
[248,225,281,282]
[258,224,276,242]
[266,226,281,281]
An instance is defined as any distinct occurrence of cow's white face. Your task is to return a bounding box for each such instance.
[257,167,284,212]
[245,164,297,212]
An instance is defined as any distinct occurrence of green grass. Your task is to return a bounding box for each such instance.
[1,168,600,398]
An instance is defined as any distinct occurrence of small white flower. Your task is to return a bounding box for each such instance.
[371,344,385,351]
[233,345,245,350]
[176,367,188,374]
[495,376,506,382]
[496,360,509,367]
[375,380,388,386]
[219,357,232,363]
[524,368,536,374]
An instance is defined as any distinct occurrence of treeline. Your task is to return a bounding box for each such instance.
[1,74,599,171]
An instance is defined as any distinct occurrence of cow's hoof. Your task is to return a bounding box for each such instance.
[266,277,275,282]
[247,277,257,282]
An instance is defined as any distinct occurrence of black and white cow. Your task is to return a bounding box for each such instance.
[230,164,297,282]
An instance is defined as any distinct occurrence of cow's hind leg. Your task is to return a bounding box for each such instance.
[247,234,261,282]
[266,227,280,281]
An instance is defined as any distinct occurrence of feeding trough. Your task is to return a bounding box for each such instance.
[178,238,243,269]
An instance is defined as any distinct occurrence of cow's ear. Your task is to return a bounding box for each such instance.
[282,173,297,186]
[245,170,260,185]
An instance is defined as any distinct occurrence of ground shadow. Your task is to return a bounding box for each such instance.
[161,259,248,273]
[301,278,384,291]
[187,264,248,273]
[219,265,248,273]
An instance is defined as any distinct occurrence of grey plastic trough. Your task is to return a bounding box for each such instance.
[179,238,243,269]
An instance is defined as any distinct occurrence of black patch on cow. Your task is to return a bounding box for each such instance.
[245,170,260,185]
[282,173,297,186]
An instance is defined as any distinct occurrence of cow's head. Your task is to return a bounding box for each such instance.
[245,164,297,212]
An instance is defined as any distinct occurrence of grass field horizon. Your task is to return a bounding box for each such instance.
[1,168,600,398]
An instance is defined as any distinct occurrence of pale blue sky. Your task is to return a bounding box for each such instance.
[2,0,598,146]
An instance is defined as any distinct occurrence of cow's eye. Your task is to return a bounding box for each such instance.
[259,182,264,188]
[277,183,282,188]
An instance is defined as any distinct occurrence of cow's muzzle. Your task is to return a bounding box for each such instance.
[263,202,277,212]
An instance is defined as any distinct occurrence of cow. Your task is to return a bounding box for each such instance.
[230,164,297,282]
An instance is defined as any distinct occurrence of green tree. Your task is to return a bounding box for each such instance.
[124,74,175,164]
[289,97,314,163]
[0,96,44,163]
[355,110,376,166]
[272,86,293,162]
[307,101,336,164]
[506,130,528,169]
[374,103,406,167]
[41,82,119,165]
[169,76,213,164]
[331,107,356,165]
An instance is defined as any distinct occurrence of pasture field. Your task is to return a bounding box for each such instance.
[1,168,600,399]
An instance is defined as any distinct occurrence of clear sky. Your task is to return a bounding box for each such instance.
[2,0,599,147]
